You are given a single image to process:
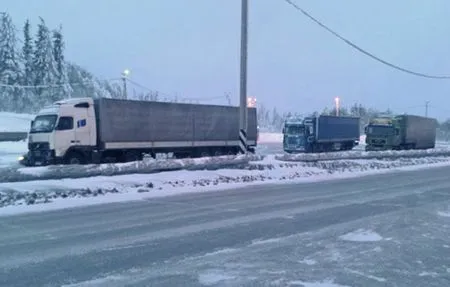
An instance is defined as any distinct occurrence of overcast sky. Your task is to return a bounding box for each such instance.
[5,0,450,119]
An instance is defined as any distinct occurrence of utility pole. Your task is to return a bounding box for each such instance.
[239,0,249,154]
[425,101,430,117]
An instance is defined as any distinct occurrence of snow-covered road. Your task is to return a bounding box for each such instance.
[1,166,449,286]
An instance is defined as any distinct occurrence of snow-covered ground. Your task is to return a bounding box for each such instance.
[2,154,450,216]
[0,112,34,132]
[277,147,450,162]
[258,132,283,143]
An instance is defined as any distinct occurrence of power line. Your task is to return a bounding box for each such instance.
[283,0,450,79]
[127,78,230,103]
[0,77,119,89]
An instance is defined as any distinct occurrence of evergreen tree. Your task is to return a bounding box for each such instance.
[22,19,33,84]
[0,12,22,111]
[52,25,72,99]
[21,19,35,112]
[33,17,58,107]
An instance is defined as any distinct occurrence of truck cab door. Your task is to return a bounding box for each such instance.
[393,128,401,145]
[74,108,91,147]
[54,116,75,158]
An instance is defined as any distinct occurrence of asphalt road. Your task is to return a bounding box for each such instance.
[1,167,450,287]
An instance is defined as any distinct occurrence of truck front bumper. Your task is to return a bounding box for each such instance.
[24,149,57,166]
[284,146,306,153]
[365,145,393,151]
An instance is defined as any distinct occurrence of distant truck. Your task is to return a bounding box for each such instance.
[364,114,437,151]
[282,115,360,153]
[21,98,258,166]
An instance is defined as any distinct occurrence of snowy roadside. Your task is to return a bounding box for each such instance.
[3,147,450,183]
[0,154,262,183]
[277,148,450,162]
[1,155,450,215]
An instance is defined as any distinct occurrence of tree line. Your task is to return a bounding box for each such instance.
[257,102,395,133]
[0,13,118,113]
[257,102,450,140]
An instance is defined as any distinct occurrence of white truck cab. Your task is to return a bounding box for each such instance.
[26,98,97,165]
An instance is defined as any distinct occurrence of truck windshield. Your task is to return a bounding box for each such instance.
[30,115,58,133]
[285,125,305,135]
[367,125,394,136]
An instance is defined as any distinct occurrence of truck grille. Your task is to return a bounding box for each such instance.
[287,137,298,145]
[370,139,386,145]
[28,142,50,150]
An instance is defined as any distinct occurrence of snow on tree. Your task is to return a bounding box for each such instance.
[33,17,58,107]
[66,62,112,99]
[20,19,35,112]
[22,19,33,84]
[52,25,72,100]
[0,12,23,111]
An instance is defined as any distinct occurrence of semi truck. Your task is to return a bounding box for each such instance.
[22,97,258,166]
[364,114,437,151]
[282,115,360,153]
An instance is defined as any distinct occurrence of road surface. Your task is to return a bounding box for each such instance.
[0,167,449,286]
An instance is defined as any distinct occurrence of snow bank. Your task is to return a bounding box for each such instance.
[276,147,450,162]
[1,155,450,215]
[0,154,262,183]
[0,112,34,132]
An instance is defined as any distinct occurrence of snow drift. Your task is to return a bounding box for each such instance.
[1,155,450,212]
[276,148,450,162]
[0,154,262,183]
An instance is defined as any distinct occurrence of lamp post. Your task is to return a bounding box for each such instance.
[334,97,340,116]
[122,69,130,99]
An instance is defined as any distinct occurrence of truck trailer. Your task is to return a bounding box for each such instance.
[22,98,258,166]
[365,114,437,151]
[283,115,360,153]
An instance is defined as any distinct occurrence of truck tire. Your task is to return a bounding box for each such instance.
[65,152,84,165]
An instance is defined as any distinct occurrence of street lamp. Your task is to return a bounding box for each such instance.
[334,97,340,116]
[247,96,256,107]
[122,69,130,99]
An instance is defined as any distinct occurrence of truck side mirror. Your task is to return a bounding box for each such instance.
[30,120,34,129]
[364,126,368,134]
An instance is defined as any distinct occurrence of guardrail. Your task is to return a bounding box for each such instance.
[0,132,28,142]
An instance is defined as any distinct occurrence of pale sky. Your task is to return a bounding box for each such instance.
[5,0,450,119]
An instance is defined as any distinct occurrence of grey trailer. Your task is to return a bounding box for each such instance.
[399,115,436,149]
[94,98,258,160]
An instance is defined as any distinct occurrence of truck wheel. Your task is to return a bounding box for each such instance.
[65,153,83,165]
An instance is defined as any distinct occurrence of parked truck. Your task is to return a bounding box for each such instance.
[282,115,360,153]
[21,97,258,166]
[364,114,437,151]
